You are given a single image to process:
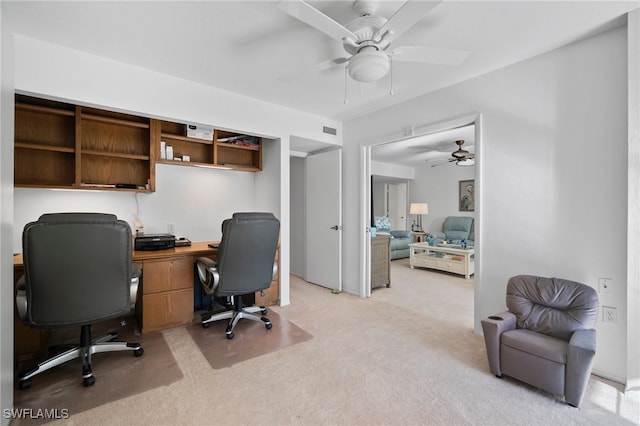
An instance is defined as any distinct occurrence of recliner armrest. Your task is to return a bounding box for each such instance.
[481,311,517,376]
[566,328,597,407]
[390,230,413,239]
[196,257,220,295]
[430,231,446,240]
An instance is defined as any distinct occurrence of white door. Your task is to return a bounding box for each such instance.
[388,182,408,230]
[305,149,342,291]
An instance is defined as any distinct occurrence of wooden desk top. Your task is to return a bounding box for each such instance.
[13,241,220,267]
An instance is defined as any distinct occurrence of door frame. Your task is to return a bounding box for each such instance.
[360,114,483,328]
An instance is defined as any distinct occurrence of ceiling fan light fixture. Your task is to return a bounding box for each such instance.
[456,158,475,166]
[348,49,389,82]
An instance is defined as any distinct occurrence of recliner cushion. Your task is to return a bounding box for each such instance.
[502,329,567,364]
[442,216,473,241]
[506,275,598,341]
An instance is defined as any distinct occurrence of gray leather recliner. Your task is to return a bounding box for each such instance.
[196,212,280,340]
[481,275,598,407]
[16,213,143,389]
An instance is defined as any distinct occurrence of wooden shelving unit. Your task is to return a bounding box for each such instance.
[15,97,77,188]
[158,121,262,171]
[14,95,263,192]
[14,95,155,192]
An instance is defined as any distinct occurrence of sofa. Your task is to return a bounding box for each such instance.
[374,217,413,260]
[430,216,475,246]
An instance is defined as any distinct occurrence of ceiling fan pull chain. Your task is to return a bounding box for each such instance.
[344,66,349,104]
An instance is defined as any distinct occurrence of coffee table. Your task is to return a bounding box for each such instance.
[409,242,475,279]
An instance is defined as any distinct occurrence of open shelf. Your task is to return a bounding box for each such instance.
[14,95,264,193]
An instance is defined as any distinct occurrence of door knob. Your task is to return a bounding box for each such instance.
[330,225,340,230]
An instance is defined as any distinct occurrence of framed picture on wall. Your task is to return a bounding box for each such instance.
[459,180,475,212]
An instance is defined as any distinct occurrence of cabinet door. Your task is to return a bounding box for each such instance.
[141,257,194,333]
[142,290,193,333]
[142,257,193,294]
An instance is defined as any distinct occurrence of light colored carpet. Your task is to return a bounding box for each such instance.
[186,309,312,369]
[32,258,640,425]
[12,317,182,425]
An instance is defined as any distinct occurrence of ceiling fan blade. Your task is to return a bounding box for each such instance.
[428,158,456,168]
[391,46,470,66]
[278,57,348,83]
[278,0,357,43]
[375,0,443,42]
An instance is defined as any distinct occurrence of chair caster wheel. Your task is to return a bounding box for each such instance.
[265,322,272,330]
[261,309,268,315]
[226,332,234,340]
[19,379,31,390]
[134,348,144,357]
[202,322,210,329]
[83,376,96,387]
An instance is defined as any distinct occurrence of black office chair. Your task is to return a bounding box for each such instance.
[196,212,280,339]
[16,213,144,389]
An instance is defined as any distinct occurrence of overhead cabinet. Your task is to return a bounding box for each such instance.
[15,95,155,191]
[14,95,263,192]
[159,121,262,171]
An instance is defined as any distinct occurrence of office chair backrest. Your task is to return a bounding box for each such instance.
[506,275,598,341]
[215,212,280,297]
[22,212,133,327]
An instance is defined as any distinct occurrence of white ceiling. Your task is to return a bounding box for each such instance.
[372,122,474,167]
[3,0,637,164]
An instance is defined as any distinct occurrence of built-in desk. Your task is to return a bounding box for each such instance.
[13,241,280,360]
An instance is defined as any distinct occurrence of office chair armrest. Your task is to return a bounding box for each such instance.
[481,311,516,376]
[16,276,27,321]
[130,263,142,307]
[196,257,219,295]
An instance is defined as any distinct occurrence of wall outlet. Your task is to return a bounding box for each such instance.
[167,223,175,235]
[603,306,617,324]
[598,277,613,296]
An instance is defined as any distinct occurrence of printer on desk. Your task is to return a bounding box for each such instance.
[134,233,176,251]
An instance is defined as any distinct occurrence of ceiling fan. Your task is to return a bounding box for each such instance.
[428,140,475,167]
[278,0,469,83]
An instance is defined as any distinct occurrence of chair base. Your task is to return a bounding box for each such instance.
[18,324,143,389]
[202,301,272,340]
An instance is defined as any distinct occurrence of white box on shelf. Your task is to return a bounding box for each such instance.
[187,124,214,141]
[160,141,166,159]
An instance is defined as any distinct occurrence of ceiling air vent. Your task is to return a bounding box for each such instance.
[322,125,337,136]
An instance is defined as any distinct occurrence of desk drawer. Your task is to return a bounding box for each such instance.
[142,289,193,333]
[142,256,193,294]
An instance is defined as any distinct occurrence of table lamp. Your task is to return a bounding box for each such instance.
[409,203,429,231]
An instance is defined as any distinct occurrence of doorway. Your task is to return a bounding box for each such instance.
[371,177,409,231]
[361,114,482,326]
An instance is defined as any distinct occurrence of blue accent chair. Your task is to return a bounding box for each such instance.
[431,216,475,246]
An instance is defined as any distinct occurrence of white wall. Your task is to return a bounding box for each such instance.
[13,164,258,249]
[371,160,415,180]
[412,163,475,236]
[0,7,14,422]
[10,36,343,310]
[290,156,305,277]
[626,9,640,390]
[344,26,631,382]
